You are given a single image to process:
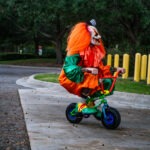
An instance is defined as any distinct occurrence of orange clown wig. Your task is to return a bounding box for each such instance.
[59,21,113,97]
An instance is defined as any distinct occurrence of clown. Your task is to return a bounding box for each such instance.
[59,19,125,114]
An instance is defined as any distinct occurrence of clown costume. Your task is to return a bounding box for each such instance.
[59,19,125,114]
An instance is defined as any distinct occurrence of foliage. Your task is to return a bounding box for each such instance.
[0,0,150,64]
[0,46,58,60]
[0,53,36,60]
[0,58,58,66]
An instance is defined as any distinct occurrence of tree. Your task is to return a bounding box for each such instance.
[37,0,74,64]
[0,0,74,63]
[0,0,149,63]
[101,0,150,54]
[14,0,75,64]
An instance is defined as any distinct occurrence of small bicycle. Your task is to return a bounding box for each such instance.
[66,71,121,129]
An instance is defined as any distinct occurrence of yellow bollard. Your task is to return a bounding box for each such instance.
[141,55,147,80]
[107,54,112,66]
[134,53,141,82]
[122,54,129,79]
[147,54,150,85]
[114,54,119,68]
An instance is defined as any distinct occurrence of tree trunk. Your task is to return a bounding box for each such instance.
[34,35,39,55]
[119,19,139,55]
[55,39,63,64]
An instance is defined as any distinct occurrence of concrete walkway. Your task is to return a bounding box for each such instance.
[16,75,150,150]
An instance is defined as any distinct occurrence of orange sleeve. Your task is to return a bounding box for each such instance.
[98,61,113,78]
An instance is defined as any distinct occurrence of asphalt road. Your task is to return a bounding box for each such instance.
[0,65,61,150]
[0,65,150,150]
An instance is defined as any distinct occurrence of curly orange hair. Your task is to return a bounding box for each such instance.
[66,22,91,55]
[66,22,106,57]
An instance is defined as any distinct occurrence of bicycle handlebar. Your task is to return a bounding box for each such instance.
[100,71,122,94]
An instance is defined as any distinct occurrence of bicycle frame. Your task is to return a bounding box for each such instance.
[66,71,122,129]
[85,71,121,117]
[70,71,120,117]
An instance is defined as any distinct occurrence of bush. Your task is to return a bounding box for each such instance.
[0,53,37,61]
[40,47,56,58]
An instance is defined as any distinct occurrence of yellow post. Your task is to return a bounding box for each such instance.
[147,54,150,85]
[140,55,147,80]
[107,54,112,66]
[134,53,141,82]
[122,54,129,79]
[114,54,119,68]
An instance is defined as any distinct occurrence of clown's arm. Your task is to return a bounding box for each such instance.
[99,61,125,77]
[63,54,84,83]
[82,67,98,75]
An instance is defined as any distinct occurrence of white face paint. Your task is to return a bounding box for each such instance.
[88,25,101,45]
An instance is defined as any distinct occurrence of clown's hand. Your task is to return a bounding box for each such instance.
[82,67,98,75]
[116,67,126,74]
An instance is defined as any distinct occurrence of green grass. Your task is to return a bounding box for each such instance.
[34,73,59,83]
[1,57,149,95]
[34,74,150,95]
[115,78,150,95]
[0,58,61,67]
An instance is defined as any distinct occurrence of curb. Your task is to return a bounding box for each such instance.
[16,74,150,109]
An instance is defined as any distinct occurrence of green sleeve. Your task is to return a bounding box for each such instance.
[63,54,84,83]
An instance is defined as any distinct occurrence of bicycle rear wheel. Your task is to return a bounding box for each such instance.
[101,107,121,129]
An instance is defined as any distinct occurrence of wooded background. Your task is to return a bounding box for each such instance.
[0,0,149,64]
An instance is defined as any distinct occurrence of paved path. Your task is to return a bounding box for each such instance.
[16,75,150,150]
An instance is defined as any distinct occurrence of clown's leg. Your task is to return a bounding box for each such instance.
[103,78,114,94]
[75,78,114,115]
[77,79,114,119]
[98,78,114,96]
[76,102,97,114]
[81,88,91,98]
[75,88,98,114]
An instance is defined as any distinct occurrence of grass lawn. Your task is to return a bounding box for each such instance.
[34,73,150,95]
[1,58,149,95]
[115,78,150,95]
[0,58,62,67]
[34,73,59,83]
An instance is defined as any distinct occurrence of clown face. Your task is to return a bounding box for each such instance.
[88,25,101,45]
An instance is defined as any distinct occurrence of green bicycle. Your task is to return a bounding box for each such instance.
[66,71,121,129]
